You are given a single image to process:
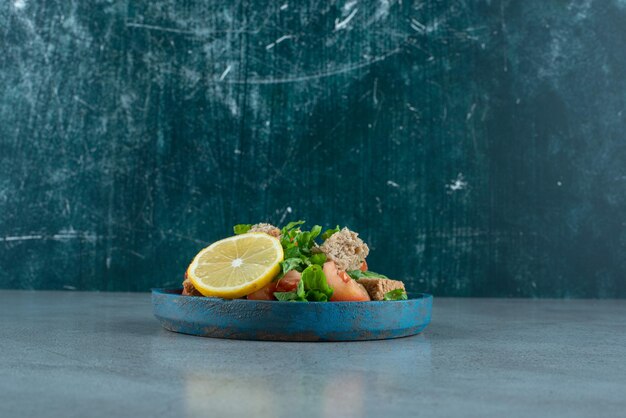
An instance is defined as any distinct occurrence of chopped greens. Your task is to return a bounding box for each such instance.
[321,225,340,241]
[301,265,333,299]
[383,289,408,301]
[281,221,306,236]
[346,270,388,280]
[274,280,306,301]
[233,224,252,235]
[275,220,325,279]
[304,290,330,302]
[309,253,327,266]
[280,257,305,275]
[273,292,299,301]
[226,220,414,303]
[272,265,333,302]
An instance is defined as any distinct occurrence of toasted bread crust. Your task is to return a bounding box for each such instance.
[182,277,203,296]
[249,223,281,238]
[319,228,369,271]
[356,278,405,301]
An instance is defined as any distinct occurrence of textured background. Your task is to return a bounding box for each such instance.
[1,0,625,297]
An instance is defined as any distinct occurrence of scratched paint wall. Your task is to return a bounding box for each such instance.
[1,1,626,297]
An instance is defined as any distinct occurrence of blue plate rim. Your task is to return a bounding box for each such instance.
[151,287,433,305]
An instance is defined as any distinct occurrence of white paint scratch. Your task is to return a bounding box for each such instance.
[372,0,391,22]
[126,22,260,36]
[14,0,26,10]
[278,206,293,224]
[446,173,468,192]
[373,78,379,105]
[410,18,426,33]
[335,8,358,31]
[425,18,441,34]
[387,180,400,188]
[127,250,146,259]
[73,95,96,111]
[280,3,289,10]
[1,234,43,242]
[218,65,232,81]
[1,229,100,243]
[53,229,99,242]
[266,35,294,50]
[218,48,400,85]
[466,103,477,121]
[343,0,358,12]
[125,22,196,35]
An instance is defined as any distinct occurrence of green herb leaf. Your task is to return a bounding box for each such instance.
[296,279,306,299]
[283,247,301,259]
[281,220,305,234]
[290,225,322,253]
[300,265,333,301]
[274,280,307,302]
[309,253,327,266]
[281,257,304,274]
[274,221,336,297]
[305,290,329,302]
[309,225,322,240]
[274,291,299,301]
[321,225,340,241]
[233,224,252,235]
[383,289,408,301]
[275,265,334,302]
[346,270,388,280]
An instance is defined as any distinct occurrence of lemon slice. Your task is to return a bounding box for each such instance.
[187,233,284,298]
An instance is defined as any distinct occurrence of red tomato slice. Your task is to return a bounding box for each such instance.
[360,260,368,272]
[323,261,371,302]
[246,270,302,300]
[246,281,277,300]
[275,270,301,292]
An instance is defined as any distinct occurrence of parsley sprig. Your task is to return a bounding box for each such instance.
[345,270,388,280]
[383,289,408,301]
[277,221,326,277]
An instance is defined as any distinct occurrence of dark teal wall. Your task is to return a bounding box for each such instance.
[2,1,625,297]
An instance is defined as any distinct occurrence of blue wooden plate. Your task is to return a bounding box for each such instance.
[152,288,432,341]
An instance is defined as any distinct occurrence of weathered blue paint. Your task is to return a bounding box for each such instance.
[152,288,432,341]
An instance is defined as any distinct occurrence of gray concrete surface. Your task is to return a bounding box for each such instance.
[1,291,625,418]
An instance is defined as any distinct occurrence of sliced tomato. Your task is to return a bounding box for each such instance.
[246,270,302,300]
[275,270,301,292]
[360,260,368,272]
[323,261,371,302]
[246,281,277,300]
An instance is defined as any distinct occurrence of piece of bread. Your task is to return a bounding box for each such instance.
[319,228,369,271]
[356,278,405,301]
[249,223,281,238]
[182,275,203,296]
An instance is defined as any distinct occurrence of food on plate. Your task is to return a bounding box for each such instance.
[355,277,406,301]
[248,222,281,238]
[318,227,369,271]
[182,273,202,296]
[182,221,408,302]
[323,260,370,301]
[185,232,283,299]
